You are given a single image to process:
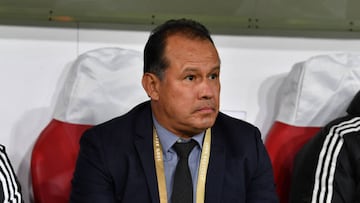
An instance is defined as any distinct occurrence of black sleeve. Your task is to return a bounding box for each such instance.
[290,116,360,203]
[289,127,325,203]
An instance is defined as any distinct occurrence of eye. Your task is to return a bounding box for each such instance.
[209,73,218,80]
[185,75,195,81]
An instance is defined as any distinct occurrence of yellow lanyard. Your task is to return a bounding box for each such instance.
[153,128,211,203]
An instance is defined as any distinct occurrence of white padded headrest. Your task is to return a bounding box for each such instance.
[54,47,148,125]
[277,53,360,127]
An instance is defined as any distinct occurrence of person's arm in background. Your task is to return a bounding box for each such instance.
[0,144,23,203]
[290,118,360,203]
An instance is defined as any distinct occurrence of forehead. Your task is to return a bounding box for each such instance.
[164,34,220,62]
[165,33,213,48]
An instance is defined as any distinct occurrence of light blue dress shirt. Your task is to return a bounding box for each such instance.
[153,117,204,203]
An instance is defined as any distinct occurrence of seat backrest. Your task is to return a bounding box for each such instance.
[31,47,148,203]
[265,53,360,203]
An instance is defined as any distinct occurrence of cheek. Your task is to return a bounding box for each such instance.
[167,90,197,114]
[169,91,194,107]
[169,84,195,99]
[213,85,221,98]
[162,86,189,106]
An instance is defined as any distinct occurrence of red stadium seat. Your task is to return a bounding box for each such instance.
[264,53,360,203]
[30,47,147,203]
[265,122,320,203]
[31,120,91,202]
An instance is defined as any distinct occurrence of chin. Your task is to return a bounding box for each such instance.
[190,113,217,130]
[198,119,216,129]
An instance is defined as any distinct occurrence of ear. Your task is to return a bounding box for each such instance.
[142,73,160,100]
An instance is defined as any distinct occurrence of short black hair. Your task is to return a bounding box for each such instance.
[143,18,214,79]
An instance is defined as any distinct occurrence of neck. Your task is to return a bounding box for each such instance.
[152,113,204,139]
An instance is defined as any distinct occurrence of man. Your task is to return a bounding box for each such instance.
[0,145,23,203]
[70,18,278,203]
[290,90,360,203]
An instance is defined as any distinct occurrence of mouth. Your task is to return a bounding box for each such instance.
[196,106,216,114]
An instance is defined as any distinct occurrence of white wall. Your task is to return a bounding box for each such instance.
[1,24,359,202]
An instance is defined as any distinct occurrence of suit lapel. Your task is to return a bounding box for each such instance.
[205,127,226,203]
[132,102,227,203]
[134,103,160,203]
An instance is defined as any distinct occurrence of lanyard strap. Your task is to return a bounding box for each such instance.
[153,128,211,203]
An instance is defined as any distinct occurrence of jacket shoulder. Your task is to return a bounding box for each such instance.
[215,112,260,134]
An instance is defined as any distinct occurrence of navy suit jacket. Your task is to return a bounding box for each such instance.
[70,101,278,203]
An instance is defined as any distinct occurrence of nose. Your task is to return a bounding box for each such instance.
[198,79,217,100]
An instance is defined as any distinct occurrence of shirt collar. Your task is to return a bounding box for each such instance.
[152,115,205,153]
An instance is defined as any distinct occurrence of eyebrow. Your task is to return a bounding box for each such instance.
[182,66,220,73]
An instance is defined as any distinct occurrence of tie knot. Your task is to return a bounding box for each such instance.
[173,139,197,158]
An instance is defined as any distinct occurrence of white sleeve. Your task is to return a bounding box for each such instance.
[0,145,23,203]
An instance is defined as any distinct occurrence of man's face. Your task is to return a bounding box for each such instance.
[152,34,221,138]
